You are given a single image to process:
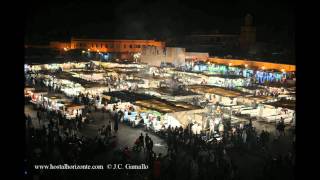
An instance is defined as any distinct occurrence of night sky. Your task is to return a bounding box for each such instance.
[25,0,294,44]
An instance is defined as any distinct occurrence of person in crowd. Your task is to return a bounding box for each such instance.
[149,139,154,153]
[167,134,173,154]
[122,146,131,161]
[173,136,178,153]
[139,133,145,152]
[107,121,112,137]
[114,111,119,134]
[36,111,41,127]
[145,133,150,147]
[260,130,270,148]
[276,119,285,138]
[134,137,142,152]
[153,154,161,180]
[242,130,247,144]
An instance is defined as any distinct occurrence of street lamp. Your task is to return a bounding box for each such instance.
[245,64,248,68]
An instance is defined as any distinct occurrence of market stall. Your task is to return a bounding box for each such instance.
[237,95,273,107]
[135,99,202,130]
[24,87,35,97]
[202,74,251,88]
[136,74,166,88]
[41,94,72,111]
[63,102,85,119]
[137,88,202,102]
[29,90,48,105]
[261,99,295,124]
[186,85,245,106]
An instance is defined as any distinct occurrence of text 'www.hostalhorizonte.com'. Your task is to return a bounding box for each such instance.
[34,164,104,170]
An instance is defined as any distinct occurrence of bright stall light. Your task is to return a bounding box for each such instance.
[133,52,141,60]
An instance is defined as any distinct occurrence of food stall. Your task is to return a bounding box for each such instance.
[124,79,147,89]
[254,70,286,84]
[187,85,244,106]
[177,73,204,85]
[207,75,250,88]
[24,87,35,98]
[30,90,48,106]
[63,102,85,119]
[103,90,202,131]
[71,62,87,69]
[29,64,43,72]
[237,95,273,107]
[71,72,107,82]
[25,64,31,73]
[260,99,295,124]
[135,99,203,130]
[136,75,165,88]
[137,88,202,102]
[41,94,70,111]
[83,84,109,97]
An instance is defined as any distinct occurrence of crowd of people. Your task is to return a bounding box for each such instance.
[25,107,120,175]
[110,116,295,180]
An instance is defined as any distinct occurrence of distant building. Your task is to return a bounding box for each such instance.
[140,46,186,67]
[69,37,165,53]
[140,46,165,66]
[174,14,257,57]
[183,34,239,55]
[185,52,209,62]
[165,47,186,67]
[49,41,71,49]
[48,38,165,60]
[239,14,256,51]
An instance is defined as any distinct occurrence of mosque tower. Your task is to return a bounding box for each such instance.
[239,14,256,52]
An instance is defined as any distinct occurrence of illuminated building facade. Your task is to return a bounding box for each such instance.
[49,38,165,60]
[69,38,165,53]
[49,41,71,49]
